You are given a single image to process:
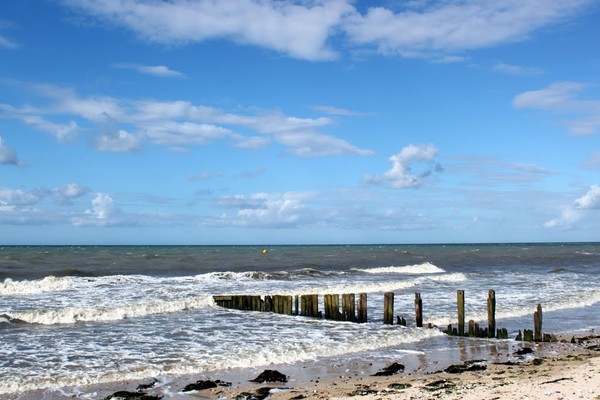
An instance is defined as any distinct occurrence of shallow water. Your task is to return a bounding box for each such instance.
[1,243,599,396]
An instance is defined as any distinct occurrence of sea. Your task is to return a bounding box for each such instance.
[1,243,599,398]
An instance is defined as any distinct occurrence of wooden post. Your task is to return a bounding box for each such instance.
[357,293,368,323]
[342,294,356,322]
[284,295,292,315]
[415,293,423,327]
[468,320,475,337]
[457,290,465,336]
[310,294,319,318]
[383,292,394,324]
[523,329,534,342]
[324,294,340,320]
[534,304,543,342]
[488,289,496,338]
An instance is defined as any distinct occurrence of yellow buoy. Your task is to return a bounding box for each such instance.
[262,249,268,254]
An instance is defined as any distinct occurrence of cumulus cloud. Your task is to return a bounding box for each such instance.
[0,187,44,206]
[112,63,185,78]
[366,144,442,189]
[544,185,600,228]
[513,82,600,135]
[53,183,90,205]
[94,130,143,152]
[213,192,313,228]
[0,137,22,166]
[72,193,122,226]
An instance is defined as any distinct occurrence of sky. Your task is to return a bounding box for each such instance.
[1,0,600,245]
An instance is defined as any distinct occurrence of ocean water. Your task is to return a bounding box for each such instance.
[1,243,599,397]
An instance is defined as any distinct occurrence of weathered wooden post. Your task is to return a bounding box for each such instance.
[457,290,465,336]
[301,294,319,317]
[324,294,341,320]
[468,320,475,337]
[342,294,356,322]
[415,293,423,327]
[357,293,368,323]
[383,292,394,325]
[488,289,496,338]
[534,304,543,342]
[283,295,293,315]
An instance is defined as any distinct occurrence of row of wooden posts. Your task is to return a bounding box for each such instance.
[213,290,547,342]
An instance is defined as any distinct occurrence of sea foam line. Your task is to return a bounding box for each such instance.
[0,325,443,395]
[1,295,214,325]
[354,262,444,275]
[0,276,73,296]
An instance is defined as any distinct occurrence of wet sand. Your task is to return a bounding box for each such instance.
[13,331,600,399]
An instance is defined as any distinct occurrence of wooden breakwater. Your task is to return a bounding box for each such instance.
[214,290,552,342]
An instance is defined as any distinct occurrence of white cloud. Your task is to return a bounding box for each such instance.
[0,35,17,49]
[53,183,90,205]
[6,84,373,157]
[34,85,125,122]
[345,0,590,59]
[143,121,232,146]
[492,62,542,76]
[574,184,600,210]
[513,82,600,135]
[94,130,143,153]
[583,152,600,170]
[312,105,369,116]
[213,192,313,228]
[0,187,44,206]
[544,185,600,228]
[61,0,592,62]
[113,63,185,78]
[275,130,373,157]
[72,193,122,226]
[62,0,353,60]
[0,137,22,166]
[26,117,78,141]
[366,144,441,189]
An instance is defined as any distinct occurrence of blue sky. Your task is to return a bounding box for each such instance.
[1,0,599,245]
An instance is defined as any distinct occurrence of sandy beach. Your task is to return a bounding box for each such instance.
[92,333,600,400]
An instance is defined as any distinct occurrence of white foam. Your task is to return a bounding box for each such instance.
[0,324,443,395]
[355,262,445,275]
[3,295,214,325]
[0,276,73,296]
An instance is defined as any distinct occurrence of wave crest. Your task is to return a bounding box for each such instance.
[0,276,73,296]
[355,262,444,275]
[1,295,213,325]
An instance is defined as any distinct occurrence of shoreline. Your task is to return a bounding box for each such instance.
[15,330,599,400]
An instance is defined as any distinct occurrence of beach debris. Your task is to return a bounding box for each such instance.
[182,379,231,392]
[542,377,574,385]
[372,362,405,376]
[443,362,487,374]
[136,378,158,392]
[423,379,456,392]
[104,391,162,400]
[346,384,379,396]
[234,387,272,400]
[514,347,534,356]
[388,383,412,390]
[251,369,288,383]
